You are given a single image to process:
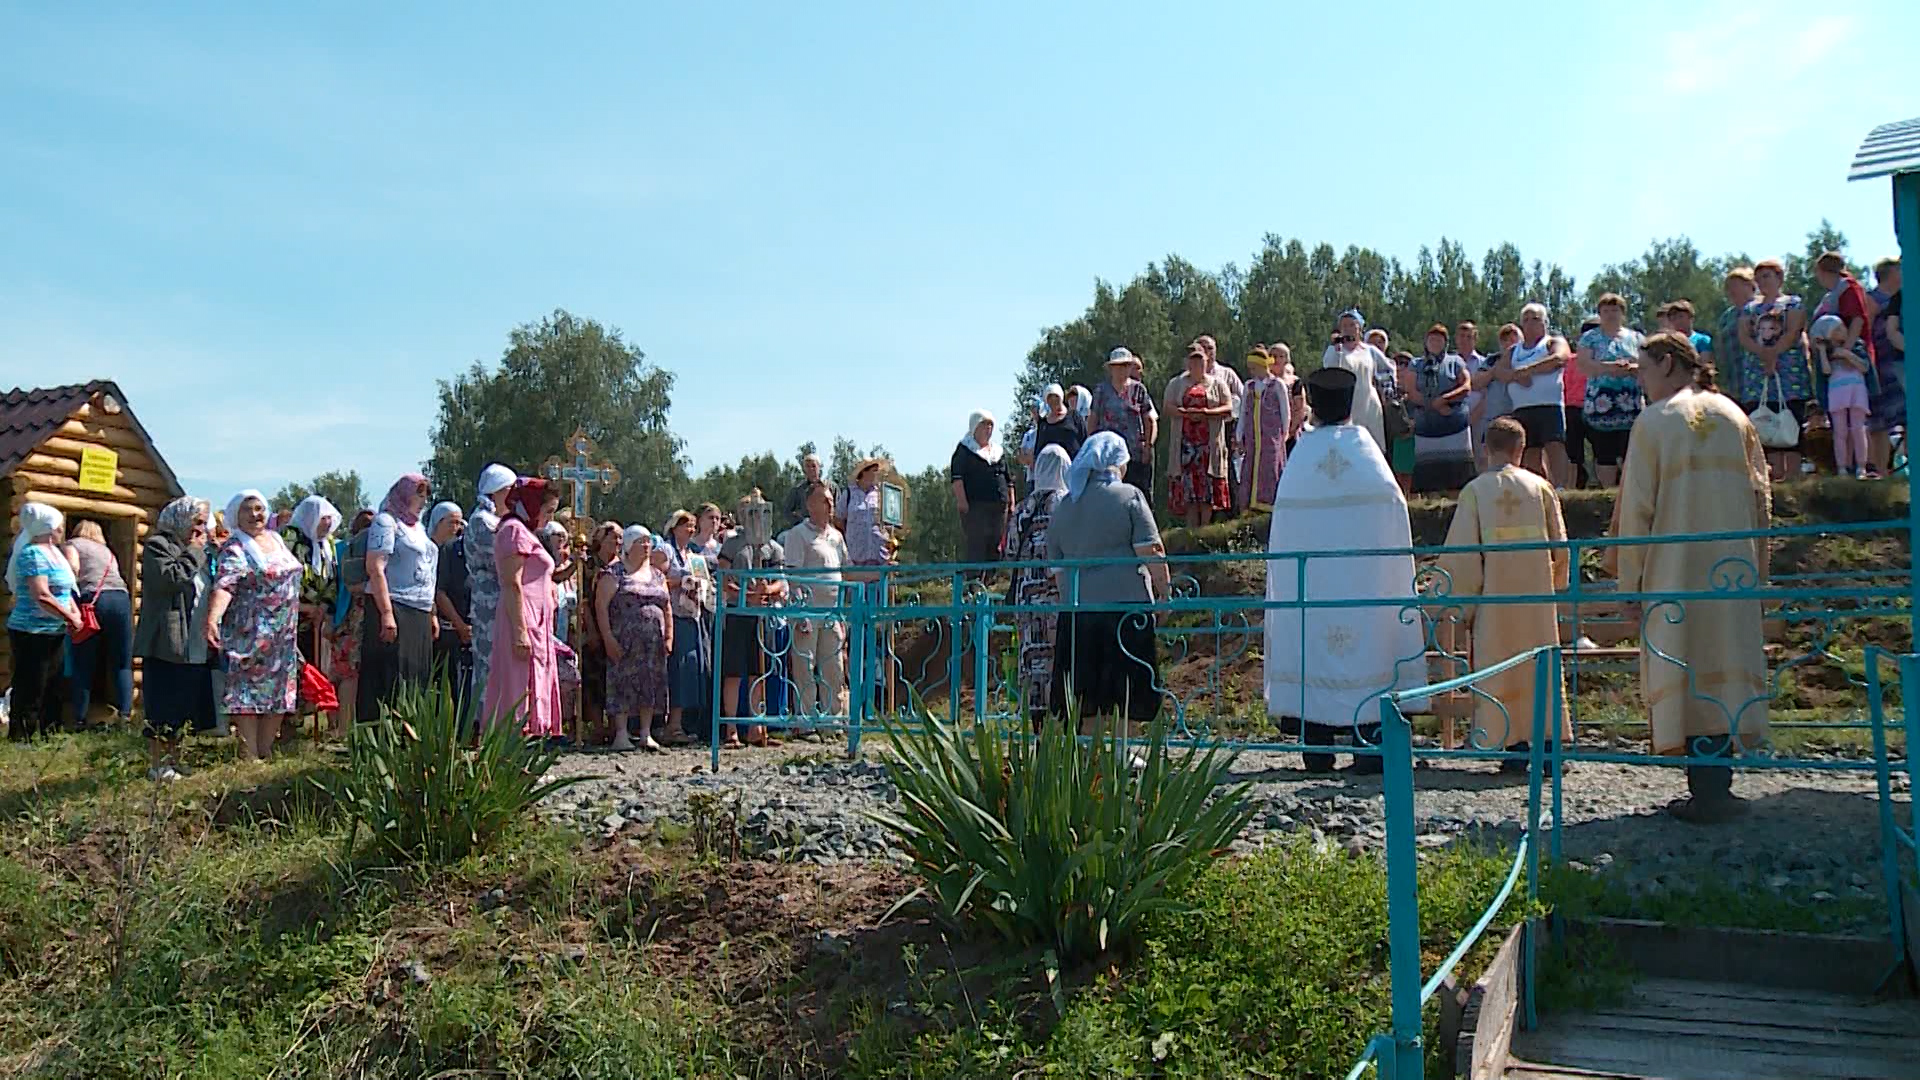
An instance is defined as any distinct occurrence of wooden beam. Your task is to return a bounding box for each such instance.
[20,452,175,494]
[10,489,148,522]
[14,468,171,506]
[40,435,160,475]
[53,419,155,455]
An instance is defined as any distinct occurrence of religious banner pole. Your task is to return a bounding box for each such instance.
[543,429,620,744]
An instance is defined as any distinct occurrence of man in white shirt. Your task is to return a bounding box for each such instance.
[779,482,849,720]
[1504,303,1572,486]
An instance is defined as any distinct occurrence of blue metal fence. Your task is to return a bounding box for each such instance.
[704,514,1914,1077]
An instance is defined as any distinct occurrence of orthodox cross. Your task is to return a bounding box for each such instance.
[542,429,620,523]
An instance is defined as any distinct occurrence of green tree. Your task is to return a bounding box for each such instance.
[425,310,687,531]
[898,464,961,565]
[826,436,891,488]
[270,469,371,516]
[679,452,798,523]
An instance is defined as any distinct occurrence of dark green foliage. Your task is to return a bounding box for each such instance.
[323,682,589,864]
[269,468,371,516]
[872,713,1255,968]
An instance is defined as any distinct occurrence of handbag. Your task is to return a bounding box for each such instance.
[71,601,101,645]
[298,661,339,711]
[1747,374,1800,449]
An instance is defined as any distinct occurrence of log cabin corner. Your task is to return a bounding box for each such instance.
[0,380,186,719]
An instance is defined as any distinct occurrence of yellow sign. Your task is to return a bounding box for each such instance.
[77,447,118,493]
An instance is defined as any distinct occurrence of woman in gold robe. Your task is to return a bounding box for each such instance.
[1613,332,1772,823]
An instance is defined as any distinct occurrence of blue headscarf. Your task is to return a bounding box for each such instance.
[1066,431,1130,501]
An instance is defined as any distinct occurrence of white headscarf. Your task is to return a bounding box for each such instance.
[475,463,516,515]
[224,490,294,571]
[621,524,651,557]
[427,501,463,538]
[963,410,1003,464]
[1066,431,1130,501]
[1031,444,1071,498]
[1070,385,1092,417]
[289,495,341,573]
[7,502,63,596]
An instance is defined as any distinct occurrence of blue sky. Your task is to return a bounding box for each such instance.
[2,0,1910,506]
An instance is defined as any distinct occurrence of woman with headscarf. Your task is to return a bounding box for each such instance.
[61,519,132,726]
[326,507,375,726]
[663,509,715,741]
[359,474,438,722]
[466,463,519,720]
[1003,444,1071,725]
[1045,433,1169,731]
[132,497,216,779]
[949,410,1012,564]
[7,502,81,741]
[1239,344,1292,511]
[575,520,622,743]
[426,500,470,718]
[277,495,342,730]
[482,478,565,739]
[205,491,303,760]
[598,525,675,751]
[1031,385,1084,464]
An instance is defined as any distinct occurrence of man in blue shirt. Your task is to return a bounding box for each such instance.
[1665,300,1713,370]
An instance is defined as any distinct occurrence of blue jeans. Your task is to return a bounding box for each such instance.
[70,589,133,723]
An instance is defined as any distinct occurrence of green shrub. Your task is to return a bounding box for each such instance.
[323,682,588,864]
[872,713,1254,969]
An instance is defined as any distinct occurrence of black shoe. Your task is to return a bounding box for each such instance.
[1302,753,1336,775]
[1498,744,1531,776]
[1666,795,1750,825]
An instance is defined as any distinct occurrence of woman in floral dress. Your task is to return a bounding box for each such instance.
[1003,445,1069,727]
[601,525,674,751]
[1738,258,1815,480]
[326,508,374,725]
[206,490,303,761]
[1576,293,1647,488]
[1169,346,1231,528]
[466,463,518,722]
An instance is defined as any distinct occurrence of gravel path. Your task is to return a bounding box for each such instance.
[542,740,1913,931]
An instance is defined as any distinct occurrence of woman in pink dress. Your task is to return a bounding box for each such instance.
[481,478,565,740]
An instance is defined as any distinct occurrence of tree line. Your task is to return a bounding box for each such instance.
[365,222,1867,564]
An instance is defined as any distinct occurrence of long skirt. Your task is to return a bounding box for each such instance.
[669,614,713,711]
[961,504,1004,563]
[1049,609,1162,723]
[141,657,217,739]
[356,604,434,721]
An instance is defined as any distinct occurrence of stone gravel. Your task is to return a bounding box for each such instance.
[542,739,1912,932]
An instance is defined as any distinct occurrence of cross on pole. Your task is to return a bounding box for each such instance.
[541,428,620,525]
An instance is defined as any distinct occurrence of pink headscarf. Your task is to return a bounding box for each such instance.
[381,472,429,527]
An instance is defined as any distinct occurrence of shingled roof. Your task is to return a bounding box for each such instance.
[0,380,184,495]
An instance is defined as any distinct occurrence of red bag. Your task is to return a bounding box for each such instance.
[70,602,101,645]
[299,662,339,711]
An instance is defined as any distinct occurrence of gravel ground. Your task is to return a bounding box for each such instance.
[542,739,1913,931]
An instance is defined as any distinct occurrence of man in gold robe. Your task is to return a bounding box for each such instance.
[1613,332,1772,823]
[1438,418,1570,770]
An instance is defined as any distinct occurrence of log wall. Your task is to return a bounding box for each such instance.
[1,397,182,717]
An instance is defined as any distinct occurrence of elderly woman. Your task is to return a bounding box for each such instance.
[1408,324,1475,494]
[132,497,215,779]
[7,503,81,741]
[835,458,894,567]
[1577,293,1648,488]
[664,509,715,741]
[1239,345,1291,511]
[205,491,303,761]
[327,508,376,726]
[1047,432,1169,730]
[466,463,519,718]
[1032,384,1084,463]
[61,519,132,725]
[950,410,1012,564]
[573,520,621,742]
[1737,260,1814,480]
[280,495,342,735]
[599,525,674,751]
[359,474,438,722]
[430,500,478,728]
[1091,347,1158,497]
[482,478,565,739]
[1004,445,1070,725]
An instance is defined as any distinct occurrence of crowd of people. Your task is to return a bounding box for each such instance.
[0,254,1895,816]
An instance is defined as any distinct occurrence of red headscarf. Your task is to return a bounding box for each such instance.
[504,477,550,526]
[381,472,429,527]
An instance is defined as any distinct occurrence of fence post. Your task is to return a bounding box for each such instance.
[972,589,992,725]
[949,572,965,723]
[1525,648,1550,1032]
[710,570,728,775]
[1904,655,1920,889]
[1379,693,1424,1080]
[847,581,867,757]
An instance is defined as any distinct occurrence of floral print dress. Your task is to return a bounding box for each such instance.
[466,508,504,703]
[605,564,671,714]
[1578,327,1648,433]
[1002,490,1060,707]
[213,535,303,715]
[1171,382,1229,513]
[1741,295,1815,404]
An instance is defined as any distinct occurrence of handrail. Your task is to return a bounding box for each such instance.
[1423,836,1531,1005]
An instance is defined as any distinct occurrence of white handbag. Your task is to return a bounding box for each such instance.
[1747,374,1800,449]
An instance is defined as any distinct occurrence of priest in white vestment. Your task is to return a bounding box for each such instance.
[1316,308,1392,457]
[1265,366,1430,774]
